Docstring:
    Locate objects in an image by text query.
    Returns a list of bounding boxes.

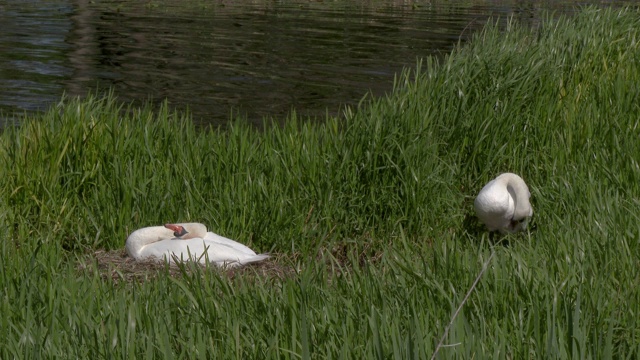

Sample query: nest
[78,249,298,284]
[78,240,383,285]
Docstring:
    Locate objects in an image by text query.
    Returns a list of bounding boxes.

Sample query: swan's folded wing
[204,232,259,256]
[137,238,206,263]
[137,236,269,267]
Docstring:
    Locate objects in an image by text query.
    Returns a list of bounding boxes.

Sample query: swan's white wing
[204,231,258,256]
[138,238,218,263]
[139,237,268,267]
[137,238,199,262]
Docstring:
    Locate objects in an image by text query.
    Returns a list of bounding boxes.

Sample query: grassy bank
[1,6,640,359]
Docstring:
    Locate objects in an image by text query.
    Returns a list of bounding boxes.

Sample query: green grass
[1,6,640,359]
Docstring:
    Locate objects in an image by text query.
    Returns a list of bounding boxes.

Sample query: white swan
[125,223,269,268]
[474,173,533,233]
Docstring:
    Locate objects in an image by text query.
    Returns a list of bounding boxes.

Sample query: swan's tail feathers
[240,253,270,266]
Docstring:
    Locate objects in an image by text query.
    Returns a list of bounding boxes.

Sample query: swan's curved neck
[125,226,174,257]
[125,223,208,257]
[501,174,531,220]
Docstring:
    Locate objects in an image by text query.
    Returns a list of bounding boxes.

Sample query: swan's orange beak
[164,224,188,238]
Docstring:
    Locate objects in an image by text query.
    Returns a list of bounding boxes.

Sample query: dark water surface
[0,0,626,127]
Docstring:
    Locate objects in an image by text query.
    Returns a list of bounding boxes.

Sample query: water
[0,0,626,127]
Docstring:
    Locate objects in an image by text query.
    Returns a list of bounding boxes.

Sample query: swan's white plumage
[474,173,533,233]
[125,223,269,268]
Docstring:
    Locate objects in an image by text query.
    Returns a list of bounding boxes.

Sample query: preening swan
[125,223,269,268]
[474,173,533,233]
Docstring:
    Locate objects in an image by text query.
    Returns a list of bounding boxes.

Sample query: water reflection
[0,0,630,127]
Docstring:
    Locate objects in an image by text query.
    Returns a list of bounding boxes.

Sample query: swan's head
[165,224,188,238]
[507,217,530,233]
[164,223,208,239]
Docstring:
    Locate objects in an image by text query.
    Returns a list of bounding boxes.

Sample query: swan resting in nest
[125,223,269,268]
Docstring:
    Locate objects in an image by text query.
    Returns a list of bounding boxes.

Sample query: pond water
[0,0,627,127]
